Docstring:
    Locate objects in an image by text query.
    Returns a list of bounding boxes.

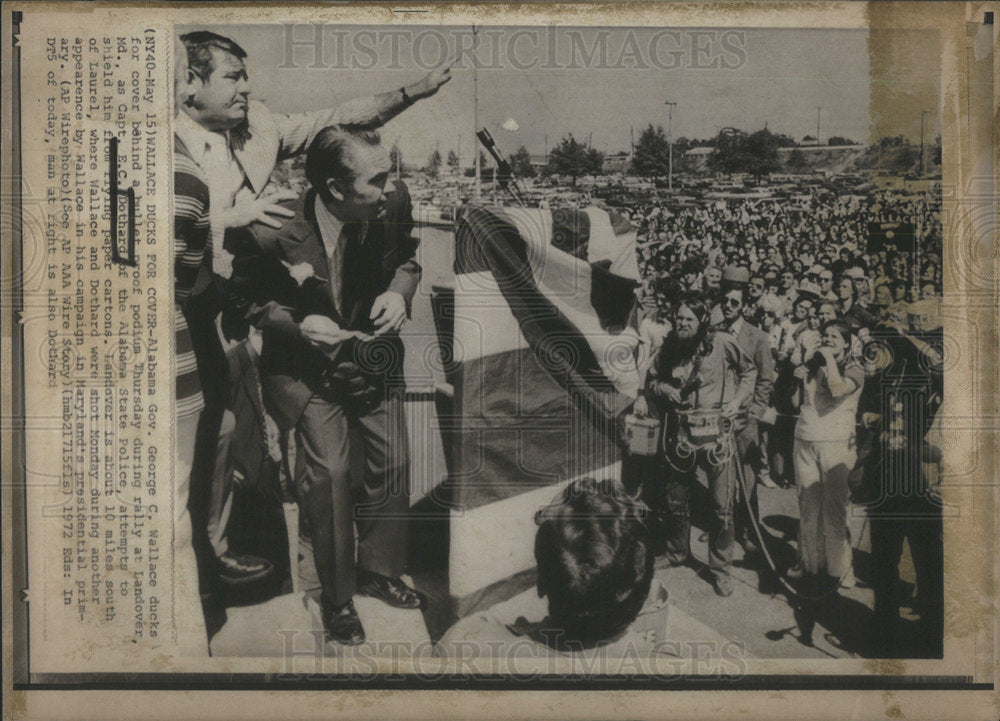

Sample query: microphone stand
[476,128,526,206]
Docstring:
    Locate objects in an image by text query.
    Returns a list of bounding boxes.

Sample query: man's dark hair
[305,125,383,199]
[534,478,653,648]
[180,31,247,82]
[674,292,711,327]
[721,282,748,305]
[652,273,681,311]
[835,274,858,301]
[849,258,870,275]
[793,293,815,312]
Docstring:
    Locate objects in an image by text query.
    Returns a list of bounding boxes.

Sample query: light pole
[664,100,677,191]
[919,109,930,176]
[472,25,481,201]
[816,106,822,145]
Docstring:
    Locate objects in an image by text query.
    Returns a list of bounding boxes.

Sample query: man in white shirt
[177,30,452,260]
[174,29,451,591]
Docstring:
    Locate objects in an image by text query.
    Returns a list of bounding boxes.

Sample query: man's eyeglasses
[724,297,742,308]
[819,274,833,282]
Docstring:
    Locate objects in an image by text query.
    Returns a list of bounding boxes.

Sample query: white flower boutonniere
[281,260,316,286]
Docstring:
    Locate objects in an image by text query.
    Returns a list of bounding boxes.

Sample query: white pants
[793,437,854,578]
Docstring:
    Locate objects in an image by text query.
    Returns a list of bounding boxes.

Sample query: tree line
[406,125,938,183]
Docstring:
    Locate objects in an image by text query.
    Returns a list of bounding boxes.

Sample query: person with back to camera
[435,478,665,658]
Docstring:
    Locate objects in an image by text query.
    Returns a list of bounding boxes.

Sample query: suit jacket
[731,319,776,420]
[227,182,421,430]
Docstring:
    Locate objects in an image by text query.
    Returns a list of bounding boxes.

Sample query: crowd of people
[625,187,945,656]
[171,28,945,660]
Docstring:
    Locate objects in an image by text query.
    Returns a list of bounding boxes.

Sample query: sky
[180,24,941,166]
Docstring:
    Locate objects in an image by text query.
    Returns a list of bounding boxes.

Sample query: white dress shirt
[174,110,245,277]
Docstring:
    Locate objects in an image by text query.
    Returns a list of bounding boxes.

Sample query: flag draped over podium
[446,204,642,610]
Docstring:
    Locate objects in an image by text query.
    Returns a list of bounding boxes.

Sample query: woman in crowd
[791,320,866,589]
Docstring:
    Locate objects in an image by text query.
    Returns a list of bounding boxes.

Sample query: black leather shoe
[322,600,366,646]
[357,571,426,610]
[217,553,273,585]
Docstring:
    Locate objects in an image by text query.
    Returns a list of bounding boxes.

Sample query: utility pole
[816,106,822,145]
[472,25,480,201]
[395,136,401,184]
[664,100,677,191]
[919,109,929,176]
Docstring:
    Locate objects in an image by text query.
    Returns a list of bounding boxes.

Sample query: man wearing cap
[845,262,874,308]
[841,266,877,331]
[715,267,778,555]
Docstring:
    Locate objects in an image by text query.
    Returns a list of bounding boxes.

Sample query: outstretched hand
[412,64,453,100]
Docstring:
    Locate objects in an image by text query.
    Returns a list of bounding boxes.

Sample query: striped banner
[446,204,641,608]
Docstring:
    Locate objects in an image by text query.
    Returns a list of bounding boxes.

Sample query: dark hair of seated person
[533,478,654,649]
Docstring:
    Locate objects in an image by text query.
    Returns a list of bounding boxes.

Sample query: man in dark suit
[226,125,423,645]
[715,266,777,558]
[223,328,290,587]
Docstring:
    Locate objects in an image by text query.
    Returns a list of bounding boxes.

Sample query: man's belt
[675,408,732,443]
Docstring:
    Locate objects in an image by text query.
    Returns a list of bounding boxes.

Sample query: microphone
[476,128,525,205]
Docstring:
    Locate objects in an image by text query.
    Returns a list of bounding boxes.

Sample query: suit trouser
[734,419,761,549]
[184,295,230,587]
[770,414,797,485]
[294,392,410,608]
[870,501,943,657]
[206,410,235,557]
[184,292,237,560]
[176,414,209,655]
[663,447,737,579]
[793,438,854,578]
